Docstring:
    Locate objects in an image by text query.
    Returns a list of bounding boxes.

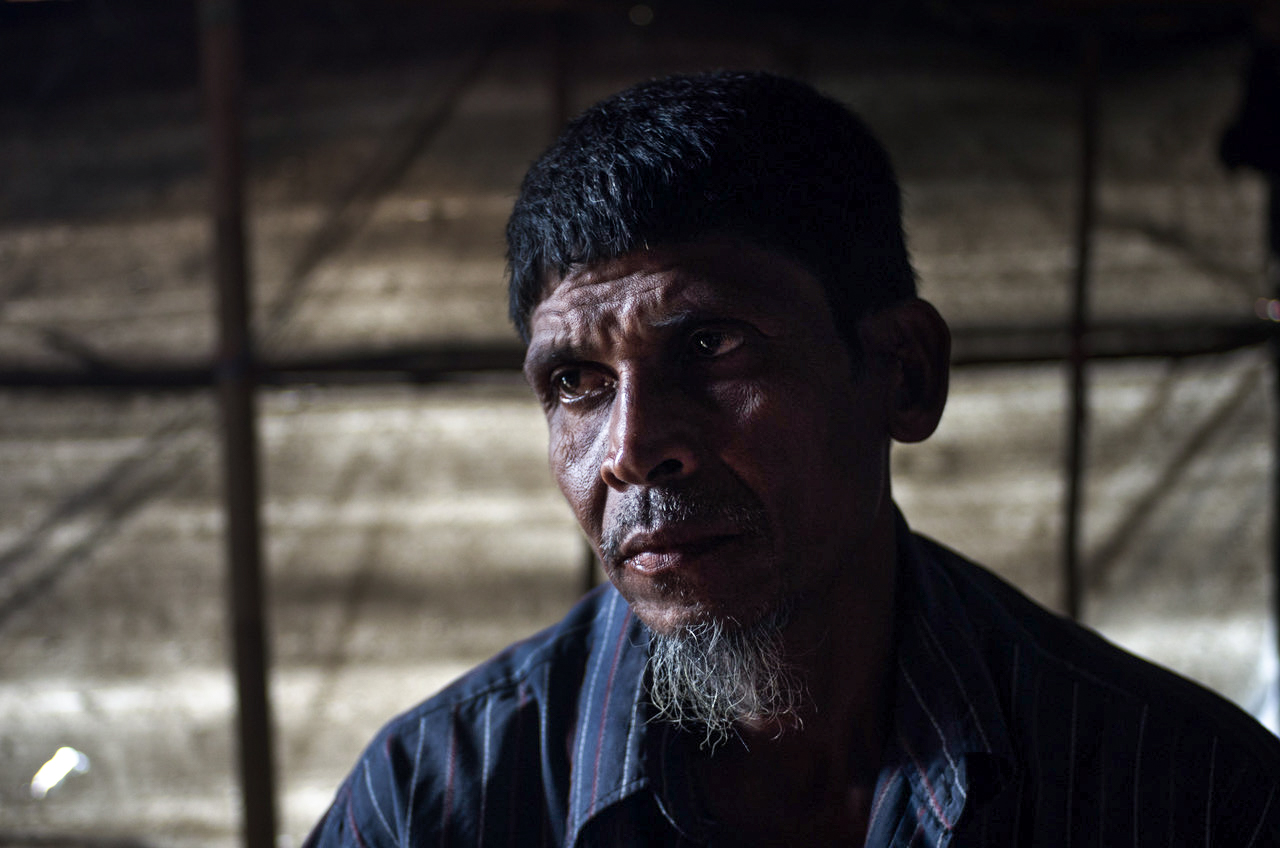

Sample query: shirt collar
[564,588,652,844]
[866,515,1016,843]
[562,587,719,846]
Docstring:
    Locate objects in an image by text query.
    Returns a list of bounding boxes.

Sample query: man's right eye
[551,367,611,402]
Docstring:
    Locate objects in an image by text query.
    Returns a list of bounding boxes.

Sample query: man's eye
[551,367,610,402]
[688,328,744,359]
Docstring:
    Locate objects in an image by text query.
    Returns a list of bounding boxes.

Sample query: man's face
[523,238,896,636]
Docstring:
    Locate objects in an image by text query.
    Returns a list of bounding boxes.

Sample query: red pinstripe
[440,704,459,848]
[587,609,632,816]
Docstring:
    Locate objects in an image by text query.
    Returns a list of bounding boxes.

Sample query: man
[305,71,1280,846]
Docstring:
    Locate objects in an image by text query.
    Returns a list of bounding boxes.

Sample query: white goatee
[646,603,806,750]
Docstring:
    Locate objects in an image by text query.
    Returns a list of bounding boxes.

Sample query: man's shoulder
[908,532,1280,843]
[303,584,638,848]
[914,533,1280,764]
[379,582,622,740]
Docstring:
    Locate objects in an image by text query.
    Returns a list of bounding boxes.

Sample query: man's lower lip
[623,537,737,574]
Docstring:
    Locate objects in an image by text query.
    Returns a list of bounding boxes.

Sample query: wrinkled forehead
[530,255,689,345]
[526,239,834,348]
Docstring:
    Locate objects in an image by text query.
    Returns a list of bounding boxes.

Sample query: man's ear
[861,299,951,444]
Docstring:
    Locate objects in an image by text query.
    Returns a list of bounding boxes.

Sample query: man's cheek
[549,428,607,533]
[712,379,767,422]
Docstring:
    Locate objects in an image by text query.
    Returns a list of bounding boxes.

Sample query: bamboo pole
[199,2,278,845]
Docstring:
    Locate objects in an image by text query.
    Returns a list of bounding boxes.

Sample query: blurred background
[1,0,1278,845]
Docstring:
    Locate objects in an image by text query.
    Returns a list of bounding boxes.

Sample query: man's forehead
[528,239,830,337]
[532,263,697,343]
[538,253,685,315]
[524,264,706,367]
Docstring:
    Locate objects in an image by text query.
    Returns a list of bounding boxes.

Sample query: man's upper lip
[618,523,740,558]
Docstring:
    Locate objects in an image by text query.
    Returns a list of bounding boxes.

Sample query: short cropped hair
[505,70,916,346]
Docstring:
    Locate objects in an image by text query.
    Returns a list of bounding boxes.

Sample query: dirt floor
[0,3,1276,846]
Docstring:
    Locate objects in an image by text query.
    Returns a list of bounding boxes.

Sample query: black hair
[505,70,915,346]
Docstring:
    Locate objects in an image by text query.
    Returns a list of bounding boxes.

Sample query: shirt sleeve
[302,752,411,848]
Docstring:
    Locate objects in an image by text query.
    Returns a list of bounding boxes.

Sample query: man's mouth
[616,525,744,573]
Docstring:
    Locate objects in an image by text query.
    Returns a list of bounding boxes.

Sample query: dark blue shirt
[304,523,1280,846]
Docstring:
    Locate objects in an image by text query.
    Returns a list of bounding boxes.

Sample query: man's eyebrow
[649,309,704,330]
[651,308,769,337]
[523,339,587,372]
[524,306,748,370]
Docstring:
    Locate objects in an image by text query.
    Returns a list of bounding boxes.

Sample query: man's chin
[629,596,774,639]
[644,599,805,748]
[610,561,782,634]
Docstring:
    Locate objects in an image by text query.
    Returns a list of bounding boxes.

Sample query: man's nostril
[646,458,685,482]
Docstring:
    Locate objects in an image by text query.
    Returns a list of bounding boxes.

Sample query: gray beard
[646,602,807,750]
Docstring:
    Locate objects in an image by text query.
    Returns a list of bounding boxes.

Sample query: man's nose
[599,375,701,490]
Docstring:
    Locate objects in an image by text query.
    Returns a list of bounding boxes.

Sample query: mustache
[598,481,769,565]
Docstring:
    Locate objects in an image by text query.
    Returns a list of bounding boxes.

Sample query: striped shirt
[303,521,1280,846]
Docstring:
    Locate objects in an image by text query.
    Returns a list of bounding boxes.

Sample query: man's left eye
[688,328,744,359]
